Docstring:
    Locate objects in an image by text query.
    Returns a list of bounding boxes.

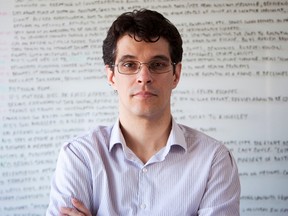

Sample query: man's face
[106,35,181,120]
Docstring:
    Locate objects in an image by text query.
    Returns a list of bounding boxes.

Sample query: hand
[59,198,92,216]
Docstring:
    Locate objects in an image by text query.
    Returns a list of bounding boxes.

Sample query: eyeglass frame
[111,60,177,75]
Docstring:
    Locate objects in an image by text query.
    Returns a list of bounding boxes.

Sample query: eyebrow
[118,55,136,62]
[118,55,171,63]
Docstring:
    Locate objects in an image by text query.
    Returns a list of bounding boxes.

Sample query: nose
[137,63,152,84]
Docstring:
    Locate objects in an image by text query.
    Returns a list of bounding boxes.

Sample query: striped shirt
[46,118,240,216]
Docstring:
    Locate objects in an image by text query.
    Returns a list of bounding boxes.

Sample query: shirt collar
[109,119,124,152]
[109,117,187,152]
[167,117,187,151]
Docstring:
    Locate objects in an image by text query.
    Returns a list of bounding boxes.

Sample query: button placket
[140,203,146,209]
[138,166,149,213]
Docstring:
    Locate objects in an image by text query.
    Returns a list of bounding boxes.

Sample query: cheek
[113,77,132,93]
[159,81,173,96]
[167,77,178,89]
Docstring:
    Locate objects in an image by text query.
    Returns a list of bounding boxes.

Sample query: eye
[149,61,169,70]
[122,61,138,69]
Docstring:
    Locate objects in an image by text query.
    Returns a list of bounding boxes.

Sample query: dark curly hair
[102,9,183,70]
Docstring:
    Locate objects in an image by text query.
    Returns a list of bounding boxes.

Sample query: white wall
[0,0,288,215]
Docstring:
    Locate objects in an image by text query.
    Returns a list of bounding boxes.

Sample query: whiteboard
[0,0,288,215]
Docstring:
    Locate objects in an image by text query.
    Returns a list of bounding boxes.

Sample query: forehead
[115,35,170,61]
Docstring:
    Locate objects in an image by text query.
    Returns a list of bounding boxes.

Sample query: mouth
[133,91,157,99]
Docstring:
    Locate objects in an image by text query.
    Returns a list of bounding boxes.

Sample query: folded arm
[60,198,92,216]
[46,143,94,215]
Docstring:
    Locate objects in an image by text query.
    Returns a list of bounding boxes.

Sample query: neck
[119,115,172,163]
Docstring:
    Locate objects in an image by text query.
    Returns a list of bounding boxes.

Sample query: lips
[133,90,157,98]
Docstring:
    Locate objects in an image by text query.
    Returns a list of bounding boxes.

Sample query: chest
[91,152,210,216]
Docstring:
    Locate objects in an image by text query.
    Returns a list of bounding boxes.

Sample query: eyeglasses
[113,60,176,75]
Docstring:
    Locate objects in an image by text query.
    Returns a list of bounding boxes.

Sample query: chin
[132,108,162,119]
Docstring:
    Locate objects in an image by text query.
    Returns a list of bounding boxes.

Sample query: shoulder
[177,123,229,156]
[65,125,112,147]
[176,123,238,177]
[177,123,220,144]
[60,125,113,162]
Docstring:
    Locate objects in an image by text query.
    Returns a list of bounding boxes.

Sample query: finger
[60,207,85,216]
[71,198,92,216]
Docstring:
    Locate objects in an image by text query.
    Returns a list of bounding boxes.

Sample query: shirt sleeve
[46,142,93,216]
[198,146,241,216]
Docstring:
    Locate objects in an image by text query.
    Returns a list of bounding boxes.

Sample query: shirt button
[142,168,148,173]
[140,203,146,209]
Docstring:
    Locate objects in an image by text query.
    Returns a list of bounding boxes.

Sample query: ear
[172,62,182,89]
[105,65,117,89]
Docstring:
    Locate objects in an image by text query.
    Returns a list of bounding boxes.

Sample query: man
[46,9,240,216]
